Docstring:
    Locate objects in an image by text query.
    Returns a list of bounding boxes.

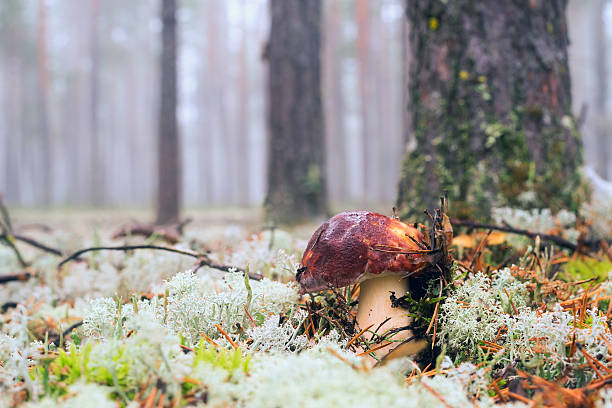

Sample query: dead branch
[58,244,262,280]
[112,218,192,244]
[0,195,29,266]
[0,233,64,256]
[0,235,29,267]
[451,218,581,251]
[0,194,63,260]
[1,302,18,313]
[0,271,32,284]
[0,192,13,232]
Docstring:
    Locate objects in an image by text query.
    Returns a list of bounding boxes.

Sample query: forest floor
[1,198,612,407]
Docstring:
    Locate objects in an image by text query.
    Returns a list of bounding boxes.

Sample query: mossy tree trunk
[265,0,328,224]
[397,0,584,220]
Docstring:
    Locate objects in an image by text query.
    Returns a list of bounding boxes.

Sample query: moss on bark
[397,0,585,220]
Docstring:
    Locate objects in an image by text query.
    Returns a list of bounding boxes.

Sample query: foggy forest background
[0,0,610,210]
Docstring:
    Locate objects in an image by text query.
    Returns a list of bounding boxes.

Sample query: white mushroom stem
[356,273,413,357]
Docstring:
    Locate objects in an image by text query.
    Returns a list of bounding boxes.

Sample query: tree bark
[397,0,585,219]
[265,0,328,224]
[156,0,181,225]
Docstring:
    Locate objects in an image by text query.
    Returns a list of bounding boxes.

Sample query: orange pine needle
[579,290,589,323]
[179,344,193,353]
[420,381,453,408]
[345,324,374,349]
[182,377,202,385]
[356,341,393,357]
[431,315,438,350]
[493,325,507,343]
[569,333,577,358]
[243,305,256,326]
[599,334,612,356]
[479,345,502,353]
[426,301,440,335]
[489,378,507,402]
[481,340,503,350]
[352,283,361,299]
[327,347,368,371]
[580,348,603,379]
[581,347,612,375]
[201,334,219,348]
[132,375,153,403]
[143,386,158,408]
[215,324,239,349]
[303,319,312,340]
[504,288,519,315]
[156,393,166,408]
[506,391,532,404]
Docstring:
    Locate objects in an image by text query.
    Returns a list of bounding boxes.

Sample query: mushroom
[296,210,452,357]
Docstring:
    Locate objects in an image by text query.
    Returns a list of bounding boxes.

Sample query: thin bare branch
[58,244,262,280]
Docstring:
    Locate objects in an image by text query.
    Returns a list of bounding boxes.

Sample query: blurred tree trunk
[594,0,609,180]
[1,2,24,203]
[156,0,181,224]
[356,0,374,202]
[323,0,346,203]
[37,0,52,205]
[265,0,328,223]
[89,0,103,204]
[397,0,585,219]
[236,1,250,206]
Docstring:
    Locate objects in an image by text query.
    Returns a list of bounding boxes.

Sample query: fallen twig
[0,271,32,284]
[451,218,581,251]
[1,302,18,313]
[0,234,29,267]
[0,192,13,231]
[112,218,192,244]
[0,233,64,256]
[58,244,262,280]
[0,195,28,267]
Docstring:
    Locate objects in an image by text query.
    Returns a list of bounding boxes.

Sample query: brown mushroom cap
[296,211,438,293]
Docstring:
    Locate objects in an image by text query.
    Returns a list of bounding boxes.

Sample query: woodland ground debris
[0,195,612,407]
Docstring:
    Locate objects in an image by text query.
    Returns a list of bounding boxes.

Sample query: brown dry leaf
[452,234,476,248]
[452,231,506,248]
[487,231,507,245]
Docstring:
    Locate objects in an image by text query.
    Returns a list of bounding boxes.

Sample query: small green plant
[34,342,133,398]
[560,258,612,282]
[193,340,250,378]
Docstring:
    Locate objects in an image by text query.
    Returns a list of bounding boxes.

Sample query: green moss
[398,96,585,220]
[559,258,612,282]
[34,343,132,399]
[193,340,251,378]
